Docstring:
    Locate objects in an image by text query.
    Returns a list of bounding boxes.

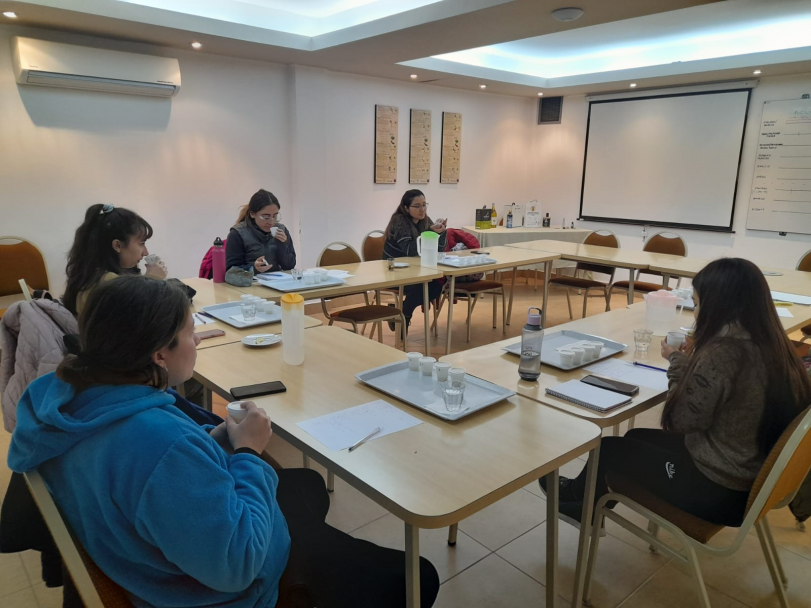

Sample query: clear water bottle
[518,307,543,381]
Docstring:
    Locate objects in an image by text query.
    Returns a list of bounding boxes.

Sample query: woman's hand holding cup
[225,401,272,453]
[660,339,681,360]
[273,227,288,243]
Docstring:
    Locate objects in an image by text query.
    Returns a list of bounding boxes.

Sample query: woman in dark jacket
[383,189,447,324]
[226,189,296,273]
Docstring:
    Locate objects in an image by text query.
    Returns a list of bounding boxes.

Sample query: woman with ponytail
[8,275,439,608]
[226,189,296,273]
[62,204,165,315]
[542,258,811,528]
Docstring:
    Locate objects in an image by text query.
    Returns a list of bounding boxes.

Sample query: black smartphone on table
[230,381,287,400]
[580,375,639,396]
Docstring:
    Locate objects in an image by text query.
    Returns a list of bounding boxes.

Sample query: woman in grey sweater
[544,258,811,527]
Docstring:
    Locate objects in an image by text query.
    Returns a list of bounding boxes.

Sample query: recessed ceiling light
[479,84,487,89]
[3,11,17,18]
[629,83,637,88]
[538,92,544,96]
[753,69,762,75]
[190,41,203,49]
[551,7,584,22]
[410,74,418,79]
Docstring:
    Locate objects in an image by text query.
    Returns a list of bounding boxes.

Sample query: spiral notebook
[545,380,632,412]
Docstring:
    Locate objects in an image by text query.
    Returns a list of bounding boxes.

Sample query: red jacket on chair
[198,239,227,279]
[445,228,480,252]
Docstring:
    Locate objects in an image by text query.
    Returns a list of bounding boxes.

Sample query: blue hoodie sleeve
[134,432,289,593]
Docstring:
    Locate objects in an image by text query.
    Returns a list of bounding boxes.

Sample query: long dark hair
[234,189,280,226]
[385,189,432,238]
[662,258,811,453]
[62,204,153,315]
[58,275,190,392]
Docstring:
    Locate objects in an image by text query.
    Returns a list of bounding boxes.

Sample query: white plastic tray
[356,361,515,421]
[200,302,281,329]
[257,276,346,292]
[503,330,627,371]
[439,257,497,269]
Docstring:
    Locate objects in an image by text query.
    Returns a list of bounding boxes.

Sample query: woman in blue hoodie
[8,275,439,608]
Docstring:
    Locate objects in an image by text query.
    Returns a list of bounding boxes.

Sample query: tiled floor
[2,281,810,607]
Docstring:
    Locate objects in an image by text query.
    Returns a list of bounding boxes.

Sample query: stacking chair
[316,242,408,350]
[25,470,135,608]
[433,276,506,343]
[580,406,811,608]
[25,470,316,608]
[548,230,619,319]
[795,250,811,341]
[0,237,49,319]
[361,230,385,262]
[609,231,686,302]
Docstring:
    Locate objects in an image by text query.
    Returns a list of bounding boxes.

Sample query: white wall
[1,25,292,294]
[291,66,536,267]
[0,25,538,289]
[532,74,811,269]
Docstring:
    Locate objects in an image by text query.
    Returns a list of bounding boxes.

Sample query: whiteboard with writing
[747,98,811,234]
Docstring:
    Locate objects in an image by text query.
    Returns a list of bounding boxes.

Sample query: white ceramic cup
[589,341,605,358]
[315,268,329,282]
[263,301,277,314]
[449,367,466,386]
[569,347,585,365]
[434,362,451,382]
[270,226,278,237]
[419,356,437,376]
[227,401,248,423]
[559,349,575,367]
[667,331,686,348]
[303,271,315,285]
[407,352,423,371]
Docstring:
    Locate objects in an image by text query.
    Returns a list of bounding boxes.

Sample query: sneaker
[557,500,607,537]
[538,475,581,503]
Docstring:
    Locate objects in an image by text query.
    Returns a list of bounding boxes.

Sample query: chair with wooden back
[0,237,50,319]
[795,250,811,341]
[317,242,407,349]
[609,231,686,302]
[24,470,135,608]
[580,405,811,608]
[548,230,620,319]
[361,230,385,262]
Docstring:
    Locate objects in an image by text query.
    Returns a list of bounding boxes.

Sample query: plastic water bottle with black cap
[518,307,544,381]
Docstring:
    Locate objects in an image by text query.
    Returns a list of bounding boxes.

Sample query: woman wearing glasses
[383,189,447,329]
[226,189,296,273]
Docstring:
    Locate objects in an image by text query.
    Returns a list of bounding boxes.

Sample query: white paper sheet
[771,291,811,306]
[296,400,422,451]
[776,307,794,318]
[585,359,669,392]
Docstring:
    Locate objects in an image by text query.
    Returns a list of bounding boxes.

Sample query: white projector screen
[580,90,750,232]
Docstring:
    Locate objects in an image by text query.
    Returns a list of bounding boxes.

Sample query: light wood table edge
[193,370,599,528]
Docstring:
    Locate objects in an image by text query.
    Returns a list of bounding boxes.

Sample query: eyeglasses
[256,213,281,221]
[409,204,429,210]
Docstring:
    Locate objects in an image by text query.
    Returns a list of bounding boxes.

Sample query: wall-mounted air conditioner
[11,37,181,98]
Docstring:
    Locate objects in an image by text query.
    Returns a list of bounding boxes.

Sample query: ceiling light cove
[3,11,17,18]
[417,3,811,82]
[117,0,445,37]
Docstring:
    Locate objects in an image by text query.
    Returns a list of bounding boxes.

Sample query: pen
[633,361,668,373]
[774,302,793,307]
[348,427,381,452]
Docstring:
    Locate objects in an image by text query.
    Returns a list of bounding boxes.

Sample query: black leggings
[275,469,440,608]
[571,429,750,527]
[401,280,444,319]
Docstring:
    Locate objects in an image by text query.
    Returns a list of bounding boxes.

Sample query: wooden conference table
[402,245,560,355]
[226,261,444,355]
[192,326,601,608]
[183,277,321,350]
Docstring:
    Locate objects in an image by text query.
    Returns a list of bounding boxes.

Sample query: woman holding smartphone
[226,189,296,273]
[383,189,447,329]
[542,258,811,528]
[9,276,439,608]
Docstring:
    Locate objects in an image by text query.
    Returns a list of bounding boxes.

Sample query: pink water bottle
[212,237,226,283]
